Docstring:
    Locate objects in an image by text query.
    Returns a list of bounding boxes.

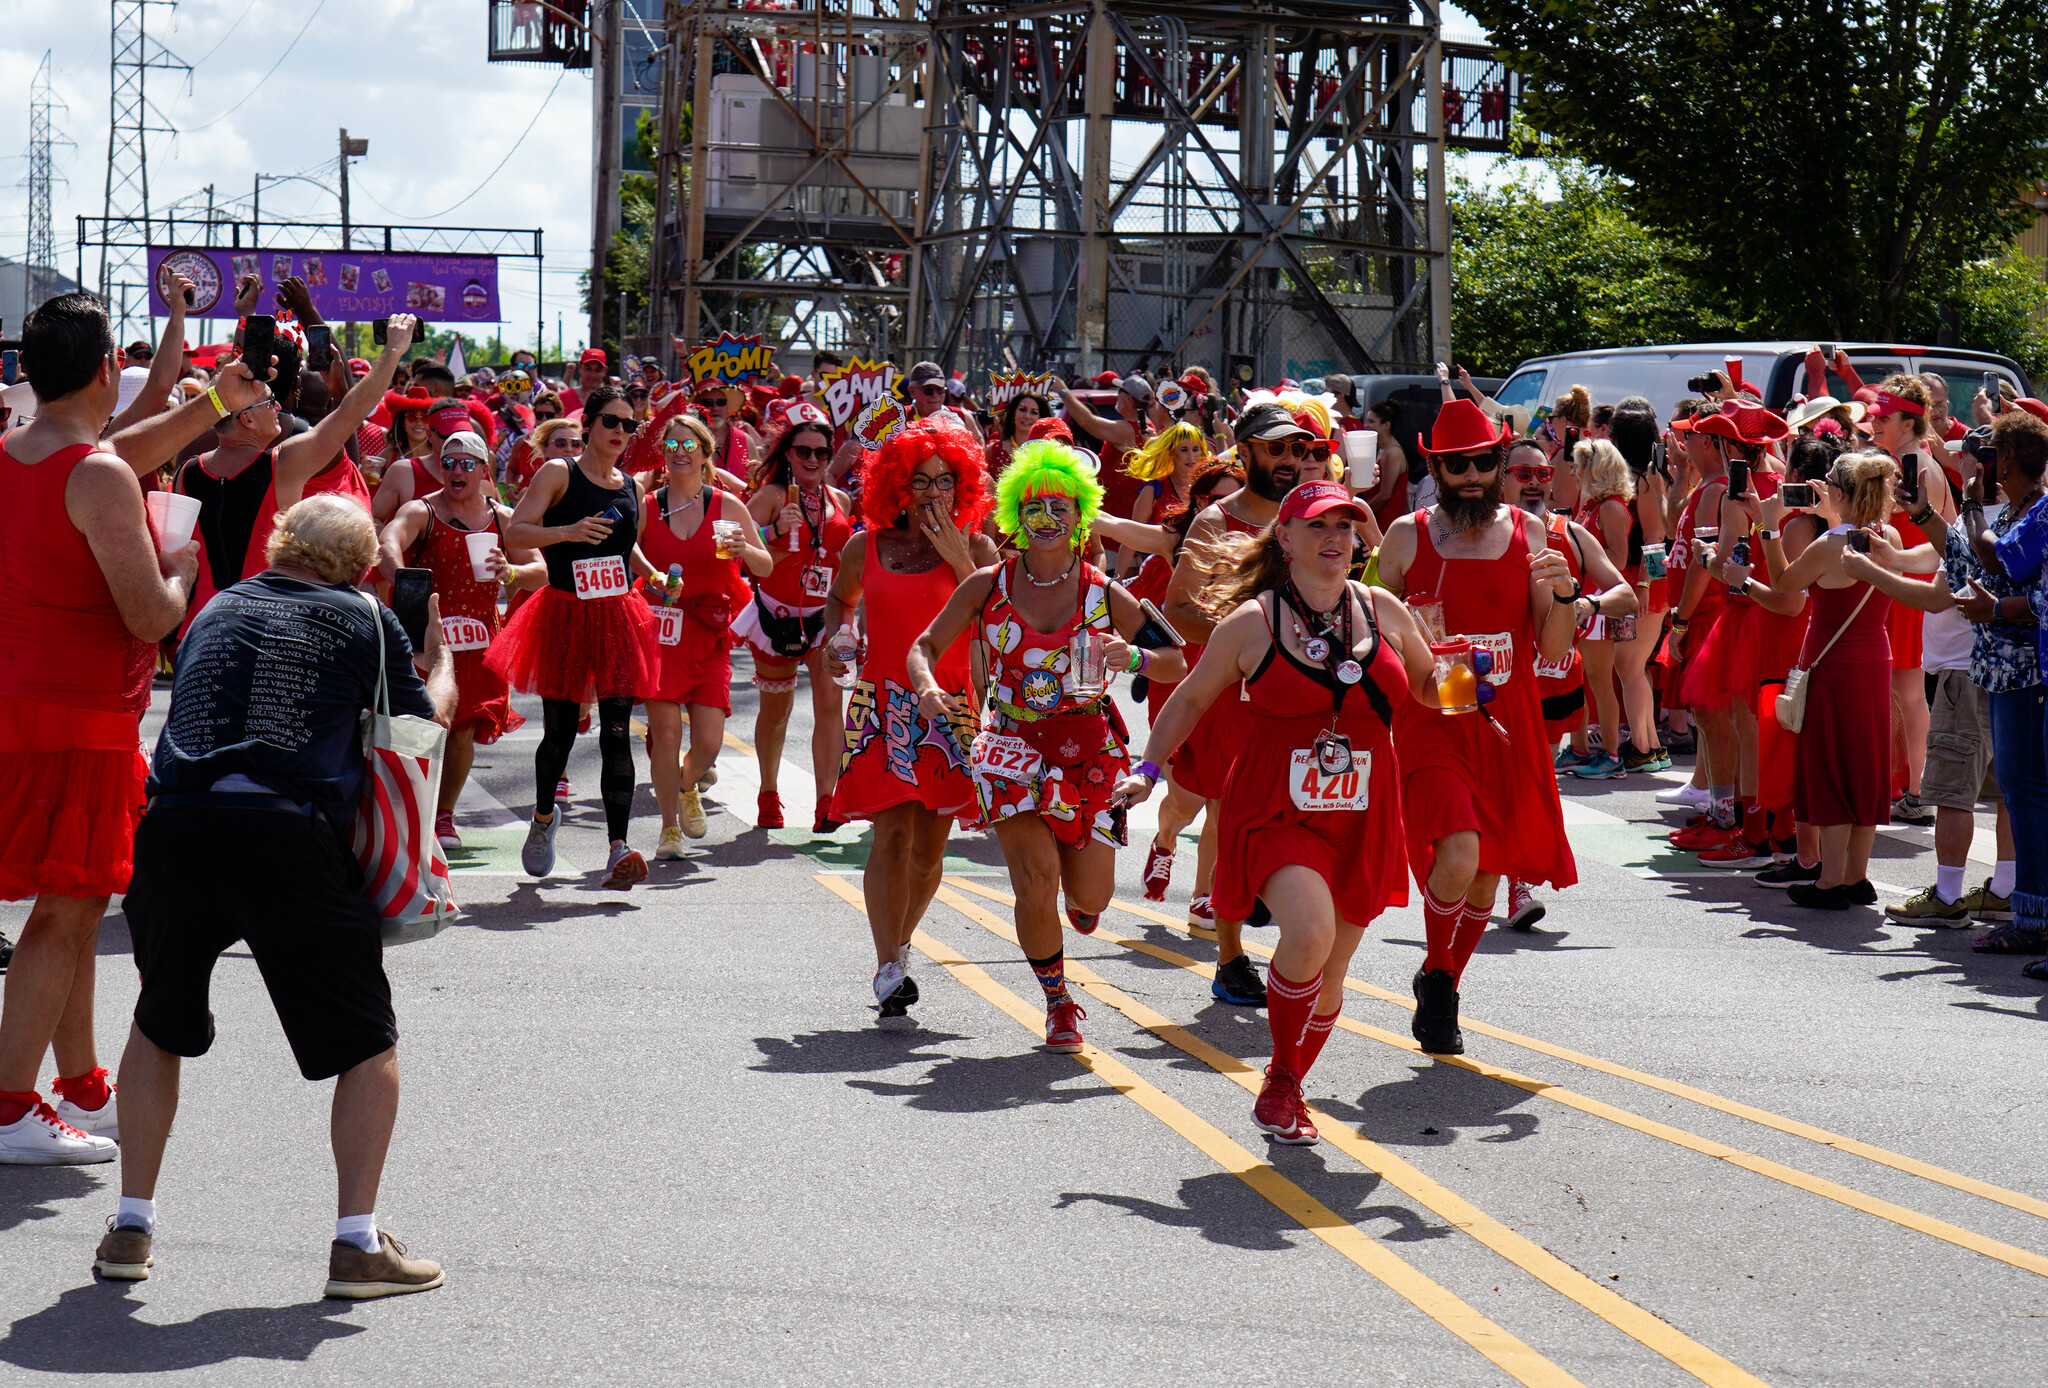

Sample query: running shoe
[556,778,570,804]
[1252,1067,1317,1145]
[601,842,647,891]
[1670,820,1737,852]
[874,961,916,1030]
[1044,1001,1087,1053]
[1656,781,1711,810]
[813,792,846,834]
[2024,958,2048,982]
[1066,907,1100,936]
[1963,880,2014,923]
[1187,895,1215,926]
[1570,752,1627,780]
[50,1071,117,1141]
[679,788,709,840]
[1696,837,1774,869]
[0,931,12,973]
[0,1100,116,1165]
[655,825,686,860]
[696,765,719,792]
[1506,881,1545,931]
[1890,793,1936,826]
[93,1218,153,1281]
[1554,746,1595,774]
[1663,729,1697,756]
[1410,968,1463,1056]
[1755,858,1821,889]
[1787,881,1852,911]
[1621,743,1664,774]
[520,811,560,878]
[757,791,785,830]
[1211,954,1267,1007]
[1885,884,1972,927]
[434,812,461,850]
[1141,841,1175,901]
[1650,748,1675,772]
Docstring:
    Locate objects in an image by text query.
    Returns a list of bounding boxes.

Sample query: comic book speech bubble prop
[851,395,909,450]
[687,332,776,388]
[815,357,898,430]
[988,370,1054,409]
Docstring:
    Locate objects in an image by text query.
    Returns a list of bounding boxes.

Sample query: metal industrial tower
[101,0,189,338]
[25,51,63,310]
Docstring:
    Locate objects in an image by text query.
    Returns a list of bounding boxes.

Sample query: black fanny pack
[751,583,824,658]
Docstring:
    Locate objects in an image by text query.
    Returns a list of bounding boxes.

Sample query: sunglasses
[787,444,831,461]
[914,384,946,398]
[697,396,728,408]
[593,413,636,430]
[535,409,559,420]
[907,473,957,492]
[662,436,703,454]
[1507,463,1554,483]
[1306,442,1332,462]
[547,435,583,449]
[1253,437,1315,459]
[441,458,487,473]
[1440,454,1501,476]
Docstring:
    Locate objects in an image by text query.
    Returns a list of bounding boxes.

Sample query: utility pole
[1076,0,1115,380]
[590,0,624,357]
[103,1,188,341]
[339,128,368,355]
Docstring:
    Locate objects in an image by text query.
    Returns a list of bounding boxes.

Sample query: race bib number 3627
[571,554,630,600]
[971,733,1041,785]
[1289,747,1370,811]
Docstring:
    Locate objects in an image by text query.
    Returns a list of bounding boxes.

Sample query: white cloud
[0,0,595,352]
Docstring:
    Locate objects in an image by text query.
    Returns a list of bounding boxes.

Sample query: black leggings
[536,696,636,843]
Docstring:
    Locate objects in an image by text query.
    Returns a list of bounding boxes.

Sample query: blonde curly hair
[265,494,377,584]
[1571,438,1635,505]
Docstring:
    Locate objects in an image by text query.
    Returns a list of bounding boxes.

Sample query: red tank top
[404,503,508,636]
[0,440,155,716]
[865,543,971,690]
[1404,508,1541,695]
[1668,482,1726,613]
[760,485,854,605]
[1243,590,1404,751]
[980,558,1115,719]
[636,486,747,622]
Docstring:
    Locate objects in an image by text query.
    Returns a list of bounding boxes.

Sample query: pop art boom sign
[814,358,898,429]
[688,333,776,387]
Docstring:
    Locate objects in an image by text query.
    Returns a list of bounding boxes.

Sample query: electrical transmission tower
[102,0,188,338]
[25,51,66,309]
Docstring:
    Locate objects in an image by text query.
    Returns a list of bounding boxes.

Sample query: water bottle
[663,563,683,606]
[1725,537,1750,598]
[828,622,860,689]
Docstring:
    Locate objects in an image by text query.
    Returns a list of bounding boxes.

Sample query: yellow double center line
[811,874,1594,1388]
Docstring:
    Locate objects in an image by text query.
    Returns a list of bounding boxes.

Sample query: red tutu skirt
[451,648,524,743]
[0,698,147,900]
[835,674,977,822]
[486,586,658,702]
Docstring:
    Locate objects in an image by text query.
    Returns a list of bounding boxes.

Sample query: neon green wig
[996,439,1105,549]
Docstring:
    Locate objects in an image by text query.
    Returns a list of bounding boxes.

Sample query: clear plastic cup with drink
[1067,628,1108,698]
[464,530,501,581]
[1410,597,1477,715]
[1340,430,1379,490]
[712,519,743,558]
[146,490,202,553]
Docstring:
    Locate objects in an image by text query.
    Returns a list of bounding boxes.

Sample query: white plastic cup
[464,530,501,581]
[147,490,202,553]
[1341,430,1378,490]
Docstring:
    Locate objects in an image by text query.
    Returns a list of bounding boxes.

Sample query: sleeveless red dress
[969,559,1129,849]
[0,441,154,898]
[835,542,977,822]
[1672,480,1735,711]
[635,487,749,711]
[1170,505,1264,799]
[1212,590,1409,925]
[1396,510,1578,889]
[1794,580,1894,826]
[1533,512,1587,741]
[403,503,522,742]
[734,485,854,660]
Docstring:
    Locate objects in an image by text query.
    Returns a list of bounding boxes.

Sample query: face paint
[1018,496,1074,543]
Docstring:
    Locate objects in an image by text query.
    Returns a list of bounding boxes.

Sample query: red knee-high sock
[1450,900,1491,982]
[1299,1010,1340,1079]
[1265,967,1322,1077]
[1422,886,1463,974]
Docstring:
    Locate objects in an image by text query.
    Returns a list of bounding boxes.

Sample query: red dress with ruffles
[835,542,977,822]
[1396,510,1578,890]
[0,441,154,898]
[403,503,523,742]
[635,486,748,711]
[1212,591,1409,925]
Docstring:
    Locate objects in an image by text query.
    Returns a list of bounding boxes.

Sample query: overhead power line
[350,68,567,222]
[182,0,327,132]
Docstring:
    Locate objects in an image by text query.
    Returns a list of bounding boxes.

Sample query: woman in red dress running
[1116,482,1436,1145]
[825,423,1000,1025]
[631,407,773,859]
[740,409,856,831]
[908,441,1186,1054]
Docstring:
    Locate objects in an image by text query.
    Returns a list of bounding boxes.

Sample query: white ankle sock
[115,1195,155,1234]
[336,1213,380,1253]
[1935,864,1966,904]
[1992,860,2016,898]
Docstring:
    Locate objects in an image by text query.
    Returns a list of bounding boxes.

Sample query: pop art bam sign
[687,332,776,387]
[814,358,897,429]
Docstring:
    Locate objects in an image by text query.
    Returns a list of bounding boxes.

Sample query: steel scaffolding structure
[25,51,63,311]
[101,0,189,339]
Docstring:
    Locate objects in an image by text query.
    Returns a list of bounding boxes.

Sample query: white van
[1491,342,2033,424]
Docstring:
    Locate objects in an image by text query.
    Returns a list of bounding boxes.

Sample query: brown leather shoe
[93,1219,153,1281]
[323,1232,444,1300]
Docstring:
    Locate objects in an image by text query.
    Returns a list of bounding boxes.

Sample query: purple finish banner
[145,246,502,323]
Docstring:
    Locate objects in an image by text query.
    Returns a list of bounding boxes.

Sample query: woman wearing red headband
[824,423,999,1026]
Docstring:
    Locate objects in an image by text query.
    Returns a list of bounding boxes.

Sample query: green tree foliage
[1463,0,2048,340]
[1951,252,2048,378]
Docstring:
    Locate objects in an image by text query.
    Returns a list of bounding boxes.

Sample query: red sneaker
[1252,1066,1316,1144]
[1066,907,1099,935]
[434,812,461,850]
[757,791,785,829]
[1188,894,1215,926]
[1670,819,1734,851]
[1141,841,1175,901]
[1045,1001,1087,1053]
[813,791,846,834]
[1697,835,1773,868]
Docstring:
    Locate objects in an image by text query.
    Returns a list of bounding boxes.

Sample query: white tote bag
[354,593,459,945]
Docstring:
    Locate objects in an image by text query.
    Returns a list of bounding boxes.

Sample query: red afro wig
[860,421,992,532]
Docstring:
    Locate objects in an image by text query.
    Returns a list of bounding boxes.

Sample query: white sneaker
[0,1101,117,1165]
[873,960,907,1004]
[1656,782,1711,809]
[54,1089,118,1142]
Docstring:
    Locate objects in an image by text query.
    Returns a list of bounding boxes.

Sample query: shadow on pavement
[1056,1164,1450,1251]
[750,1027,973,1076]
[1326,1062,1542,1147]
[0,1166,106,1235]
[846,1051,1118,1113]
[456,883,639,932]
[0,1287,362,1374]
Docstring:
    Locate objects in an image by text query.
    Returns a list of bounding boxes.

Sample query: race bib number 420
[653,607,686,647]
[971,733,1042,785]
[571,554,630,600]
[440,615,492,652]
[1289,747,1370,811]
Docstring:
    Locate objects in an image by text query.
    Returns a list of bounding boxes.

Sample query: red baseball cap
[1276,480,1370,526]
[347,357,371,376]
[579,347,608,365]
[1027,417,1074,444]
[426,399,474,438]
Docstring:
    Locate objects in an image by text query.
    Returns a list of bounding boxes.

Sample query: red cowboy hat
[1689,400,1789,446]
[2016,398,2048,427]
[1421,399,1513,455]
[383,386,434,415]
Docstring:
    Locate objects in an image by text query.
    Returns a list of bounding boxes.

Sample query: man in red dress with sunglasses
[1377,401,1630,1054]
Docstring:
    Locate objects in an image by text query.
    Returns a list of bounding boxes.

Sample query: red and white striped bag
[355,593,458,944]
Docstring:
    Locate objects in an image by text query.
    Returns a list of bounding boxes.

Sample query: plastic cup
[712,519,742,558]
[1340,430,1378,489]
[1431,640,1479,715]
[1068,629,1108,698]
[464,530,501,581]
[146,490,202,553]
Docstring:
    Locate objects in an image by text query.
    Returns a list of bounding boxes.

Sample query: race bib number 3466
[1289,747,1370,811]
[571,554,630,600]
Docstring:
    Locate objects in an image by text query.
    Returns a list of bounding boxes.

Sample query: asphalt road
[3,659,2045,1388]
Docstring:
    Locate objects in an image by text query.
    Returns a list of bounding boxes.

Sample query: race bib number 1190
[571,554,630,600]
